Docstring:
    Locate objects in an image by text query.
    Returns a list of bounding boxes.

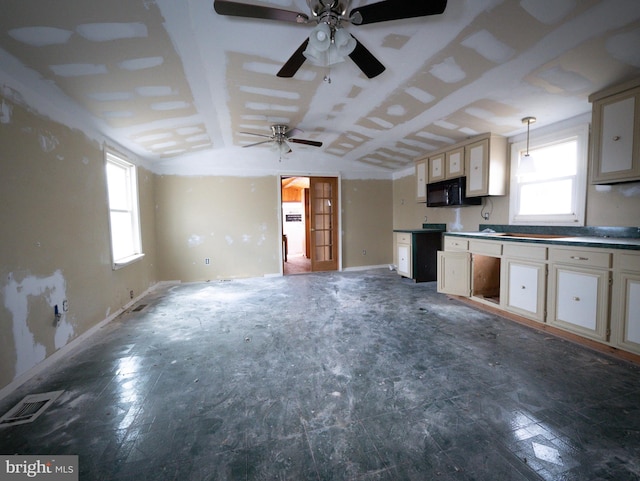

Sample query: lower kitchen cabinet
[396,233,412,278]
[547,247,611,342]
[503,259,546,322]
[612,252,640,354]
[437,251,470,295]
[548,265,610,341]
[396,231,443,282]
[502,243,548,322]
[438,234,640,357]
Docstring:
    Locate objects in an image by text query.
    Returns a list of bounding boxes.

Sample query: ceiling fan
[214,0,448,79]
[241,124,323,155]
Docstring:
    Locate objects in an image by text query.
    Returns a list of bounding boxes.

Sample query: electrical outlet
[483,212,490,220]
[205,258,210,265]
[129,290,134,299]
[362,250,366,256]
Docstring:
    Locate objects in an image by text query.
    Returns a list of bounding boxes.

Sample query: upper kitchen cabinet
[428,152,446,183]
[445,147,465,179]
[589,78,640,184]
[465,134,508,197]
[415,157,427,202]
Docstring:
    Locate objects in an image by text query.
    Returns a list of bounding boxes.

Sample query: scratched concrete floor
[1,268,639,480]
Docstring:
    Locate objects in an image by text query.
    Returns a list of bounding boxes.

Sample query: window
[105,150,143,268]
[509,124,588,226]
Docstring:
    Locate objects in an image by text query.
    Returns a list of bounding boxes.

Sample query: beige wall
[393,160,640,232]
[155,175,282,280]
[154,176,395,281]
[342,179,393,268]
[0,94,158,392]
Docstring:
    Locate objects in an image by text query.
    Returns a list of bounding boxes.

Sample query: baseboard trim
[0,283,162,403]
[343,264,390,272]
[452,295,640,366]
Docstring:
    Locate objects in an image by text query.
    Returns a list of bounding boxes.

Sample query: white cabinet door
[590,84,640,184]
[548,265,609,341]
[465,139,488,196]
[504,260,546,322]
[445,147,464,179]
[415,160,427,202]
[429,153,445,182]
[622,274,640,343]
[612,253,640,354]
[397,243,411,278]
[437,251,471,296]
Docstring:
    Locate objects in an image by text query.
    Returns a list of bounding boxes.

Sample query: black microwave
[426,177,482,207]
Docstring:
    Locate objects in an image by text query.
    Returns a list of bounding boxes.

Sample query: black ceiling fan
[214,0,447,79]
[241,125,322,154]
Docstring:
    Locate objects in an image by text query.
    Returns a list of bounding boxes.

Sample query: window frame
[105,149,144,269]
[509,123,589,226]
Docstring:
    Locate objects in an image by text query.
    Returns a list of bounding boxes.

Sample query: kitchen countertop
[445,230,640,251]
[393,223,447,234]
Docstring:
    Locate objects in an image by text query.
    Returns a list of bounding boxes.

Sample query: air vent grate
[0,391,64,427]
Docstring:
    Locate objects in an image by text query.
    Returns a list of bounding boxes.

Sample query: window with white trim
[509,124,588,226]
[105,150,143,267]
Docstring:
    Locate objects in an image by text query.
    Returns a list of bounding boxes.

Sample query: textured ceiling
[1,0,640,175]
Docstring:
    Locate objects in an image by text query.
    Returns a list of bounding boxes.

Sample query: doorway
[281,176,339,275]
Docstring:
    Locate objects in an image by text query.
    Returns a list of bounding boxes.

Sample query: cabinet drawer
[503,243,547,261]
[469,239,502,256]
[614,252,640,272]
[444,237,468,251]
[396,233,412,245]
[550,248,611,269]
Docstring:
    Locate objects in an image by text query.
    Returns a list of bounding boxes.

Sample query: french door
[309,177,338,272]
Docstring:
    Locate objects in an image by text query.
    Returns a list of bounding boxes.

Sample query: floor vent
[0,390,64,427]
[132,304,147,312]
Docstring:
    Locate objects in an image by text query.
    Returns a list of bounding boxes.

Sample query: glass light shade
[517,152,536,176]
[308,23,331,51]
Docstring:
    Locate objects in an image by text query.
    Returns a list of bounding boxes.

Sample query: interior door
[309,177,338,272]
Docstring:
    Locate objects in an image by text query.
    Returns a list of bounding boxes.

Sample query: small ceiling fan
[214,0,447,79]
[241,125,323,156]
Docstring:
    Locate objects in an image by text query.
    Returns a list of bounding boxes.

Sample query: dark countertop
[393,223,446,234]
[445,224,640,251]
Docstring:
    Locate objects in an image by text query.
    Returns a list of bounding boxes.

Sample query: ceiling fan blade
[348,36,385,79]
[214,0,309,23]
[349,0,447,25]
[239,131,272,138]
[243,139,273,148]
[277,38,309,78]
[289,138,323,148]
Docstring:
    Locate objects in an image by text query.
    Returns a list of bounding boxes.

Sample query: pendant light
[518,116,536,176]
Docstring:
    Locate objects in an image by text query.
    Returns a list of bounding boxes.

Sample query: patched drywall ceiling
[1,0,639,176]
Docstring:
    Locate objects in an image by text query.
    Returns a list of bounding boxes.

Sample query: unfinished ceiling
[1,0,639,176]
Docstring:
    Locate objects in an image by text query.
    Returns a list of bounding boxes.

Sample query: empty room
[1,0,640,480]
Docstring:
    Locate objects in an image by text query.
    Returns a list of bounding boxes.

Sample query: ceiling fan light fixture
[303,24,355,67]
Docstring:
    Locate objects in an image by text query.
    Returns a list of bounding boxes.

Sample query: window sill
[112,253,145,270]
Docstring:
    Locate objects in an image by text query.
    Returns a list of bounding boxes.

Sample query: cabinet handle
[613,135,620,141]
[570,256,588,261]
[573,296,580,302]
